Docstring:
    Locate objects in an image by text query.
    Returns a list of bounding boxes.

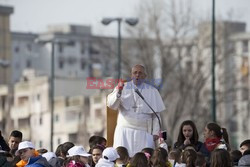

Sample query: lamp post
[211,0,216,122]
[35,38,71,151]
[101,18,138,79]
[0,59,10,134]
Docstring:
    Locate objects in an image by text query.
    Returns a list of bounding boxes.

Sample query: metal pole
[211,0,216,122]
[50,42,55,151]
[117,19,122,80]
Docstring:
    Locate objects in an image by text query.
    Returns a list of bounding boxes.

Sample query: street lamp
[211,0,216,122]
[36,38,71,151]
[101,17,139,79]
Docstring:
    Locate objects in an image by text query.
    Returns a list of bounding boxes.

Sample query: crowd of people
[0,120,250,167]
[0,65,250,167]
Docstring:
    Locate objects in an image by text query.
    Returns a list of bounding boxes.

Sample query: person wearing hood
[15,141,50,167]
[238,149,250,167]
[95,147,120,167]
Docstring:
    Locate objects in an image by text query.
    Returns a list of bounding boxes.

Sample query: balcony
[11,105,30,119]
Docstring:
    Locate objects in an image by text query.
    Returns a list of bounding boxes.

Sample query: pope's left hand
[153,135,159,141]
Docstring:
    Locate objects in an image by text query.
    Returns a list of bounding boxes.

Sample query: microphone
[134,88,162,131]
[134,88,144,100]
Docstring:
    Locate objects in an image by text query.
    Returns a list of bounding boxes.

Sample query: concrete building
[0,5,13,85]
[10,69,108,150]
[229,32,250,145]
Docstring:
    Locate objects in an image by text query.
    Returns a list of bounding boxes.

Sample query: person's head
[230,150,242,166]
[67,146,91,165]
[240,139,250,155]
[151,147,168,167]
[91,145,104,164]
[37,148,48,154]
[177,120,199,145]
[195,152,206,167]
[8,130,22,151]
[116,146,130,165]
[55,144,63,157]
[180,149,197,167]
[141,147,154,162]
[130,152,149,167]
[131,64,147,86]
[102,147,120,162]
[15,141,35,161]
[88,136,107,150]
[210,149,232,167]
[168,149,182,164]
[204,123,222,139]
[61,142,75,158]
[205,123,229,145]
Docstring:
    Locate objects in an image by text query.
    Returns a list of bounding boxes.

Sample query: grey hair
[132,64,147,75]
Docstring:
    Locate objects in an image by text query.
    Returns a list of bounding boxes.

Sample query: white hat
[102,147,120,162]
[67,146,91,157]
[42,152,56,161]
[15,141,35,156]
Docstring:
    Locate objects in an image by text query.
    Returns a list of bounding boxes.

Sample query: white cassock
[107,81,166,156]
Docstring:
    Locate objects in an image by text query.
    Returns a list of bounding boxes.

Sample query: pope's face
[131,65,146,85]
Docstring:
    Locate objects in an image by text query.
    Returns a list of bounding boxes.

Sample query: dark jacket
[26,156,51,167]
[0,156,12,167]
[0,135,10,152]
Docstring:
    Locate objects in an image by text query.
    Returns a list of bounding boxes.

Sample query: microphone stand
[135,89,162,132]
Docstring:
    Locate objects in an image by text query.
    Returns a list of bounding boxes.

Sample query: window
[81,60,86,70]
[55,114,59,122]
[57,138,61,145]
[27,44,32,51]
[26,59,31,68]
[69,133,77,144]
[243,40,249,53]
[59,60,64,69]
[58,43,64,53]
[15,46,19,53]
[94,97,102,104]
[1,96,6,110]
[95,109,102,118]
[39,116,43,125]
[81,42,85,54]
[37,94,40,101]
[39,141,43,148]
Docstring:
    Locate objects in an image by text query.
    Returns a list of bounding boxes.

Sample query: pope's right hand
[117,80,124,94]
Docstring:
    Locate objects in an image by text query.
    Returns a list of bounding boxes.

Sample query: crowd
[0,65,249,167]
[0,120,249,167]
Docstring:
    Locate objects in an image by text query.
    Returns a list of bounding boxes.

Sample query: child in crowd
[151,147,171,167]
[90,145,104,167]
[95,147,119,167]
[210,149,232,167]
[64,146,91,167]
[115,146,130,167]
[129,152,149,167]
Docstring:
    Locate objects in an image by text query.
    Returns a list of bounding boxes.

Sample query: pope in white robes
[107,64,166,156]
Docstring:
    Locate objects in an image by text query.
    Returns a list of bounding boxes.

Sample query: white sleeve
[107,88,121,110]
[152,113,161,135]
